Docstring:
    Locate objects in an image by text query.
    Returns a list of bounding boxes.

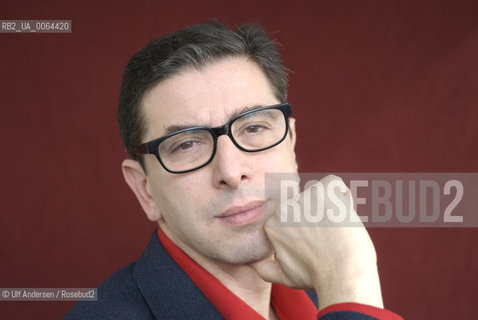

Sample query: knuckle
[321,174,342,185]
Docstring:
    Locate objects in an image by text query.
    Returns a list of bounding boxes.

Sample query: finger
[249,260,287,285]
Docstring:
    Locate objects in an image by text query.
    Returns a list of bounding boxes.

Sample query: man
[65,21,402,319]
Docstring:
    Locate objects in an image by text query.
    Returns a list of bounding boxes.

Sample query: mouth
[215,200,266,226]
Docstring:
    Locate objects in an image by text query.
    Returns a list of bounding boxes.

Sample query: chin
[225,233,274,265]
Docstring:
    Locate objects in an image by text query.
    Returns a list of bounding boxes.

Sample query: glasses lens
[158,129,214,172]
[231,108,287,151]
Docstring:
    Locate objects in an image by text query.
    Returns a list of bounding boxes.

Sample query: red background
[1,0,477,319]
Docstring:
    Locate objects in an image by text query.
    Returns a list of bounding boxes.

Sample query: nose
[210,135,251,189]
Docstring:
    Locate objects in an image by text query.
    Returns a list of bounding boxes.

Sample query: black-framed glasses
[135,103,292,174]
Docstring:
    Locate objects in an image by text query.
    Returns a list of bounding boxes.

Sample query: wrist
[314,266,384,310]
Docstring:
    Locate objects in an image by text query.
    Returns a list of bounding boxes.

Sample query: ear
[288,117,297,150]
[288,117,298,171]
[121,159,162,222]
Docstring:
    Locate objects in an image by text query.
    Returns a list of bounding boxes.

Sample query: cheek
[279,139,298,168]
[257,143,297,172]
[152,175,208,219]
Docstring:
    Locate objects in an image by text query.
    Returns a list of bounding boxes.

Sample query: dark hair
[117,21,288,167]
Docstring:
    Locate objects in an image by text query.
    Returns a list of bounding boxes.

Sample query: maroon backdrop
[1,0,477,319]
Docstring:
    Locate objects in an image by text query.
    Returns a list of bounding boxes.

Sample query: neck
[160,224,274,319]
[200,258,274,319]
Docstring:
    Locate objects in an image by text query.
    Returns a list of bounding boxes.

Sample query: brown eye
[245,125,262,133]
[172,141,197,153]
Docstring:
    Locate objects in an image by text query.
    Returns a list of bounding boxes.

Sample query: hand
[250,175,384,310]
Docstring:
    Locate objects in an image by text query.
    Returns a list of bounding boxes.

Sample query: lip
[216,200,265,226]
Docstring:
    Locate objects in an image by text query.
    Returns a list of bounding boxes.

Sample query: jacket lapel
[133,231,224,320]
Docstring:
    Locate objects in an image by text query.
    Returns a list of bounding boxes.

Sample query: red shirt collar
[157,227,318,320]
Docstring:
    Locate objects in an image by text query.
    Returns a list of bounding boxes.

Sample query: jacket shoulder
[63,263,154,320]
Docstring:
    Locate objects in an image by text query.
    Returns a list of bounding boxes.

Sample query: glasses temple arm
[135,143,149,155]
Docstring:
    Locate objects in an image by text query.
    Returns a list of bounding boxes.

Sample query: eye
[179,141,194,149]
[172,140,198,152]
[245,125,263,133]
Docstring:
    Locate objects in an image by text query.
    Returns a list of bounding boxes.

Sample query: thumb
[249,260,289,285]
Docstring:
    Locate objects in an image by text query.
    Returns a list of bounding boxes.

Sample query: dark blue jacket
[64,231,378,320]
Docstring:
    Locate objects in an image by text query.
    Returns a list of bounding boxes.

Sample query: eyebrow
[163,104,265,135]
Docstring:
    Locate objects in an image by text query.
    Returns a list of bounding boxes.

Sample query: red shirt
[157,228,402,320]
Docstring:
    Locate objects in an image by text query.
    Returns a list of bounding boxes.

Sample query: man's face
[140,57,297,265]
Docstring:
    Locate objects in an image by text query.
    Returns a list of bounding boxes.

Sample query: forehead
[140,57,279,140]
